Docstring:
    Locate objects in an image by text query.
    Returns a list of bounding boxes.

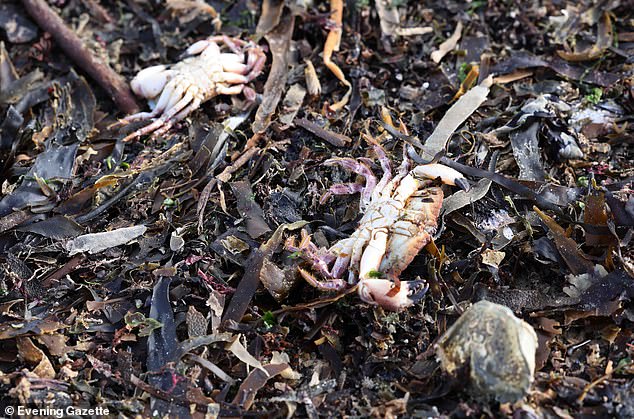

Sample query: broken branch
[21,0,139,114]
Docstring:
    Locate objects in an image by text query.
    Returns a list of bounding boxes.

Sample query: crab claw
[411,163,466,187]
[357,278,428,311]
[129,65,170,99]
[454,177,470,191]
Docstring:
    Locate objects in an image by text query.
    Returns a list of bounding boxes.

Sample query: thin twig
[21,0,139,114]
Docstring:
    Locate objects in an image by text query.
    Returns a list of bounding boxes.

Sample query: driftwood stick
[21,0,139,114]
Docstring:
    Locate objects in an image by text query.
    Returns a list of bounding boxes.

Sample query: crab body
[123,36,266,141]
[287,144,466,311]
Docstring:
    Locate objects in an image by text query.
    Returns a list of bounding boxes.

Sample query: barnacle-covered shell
[436,300,538,403]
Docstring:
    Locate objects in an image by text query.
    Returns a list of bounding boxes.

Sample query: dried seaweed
[557,12,613,62]
[252,11,294,134]
[431,21,463,64]
[230,180,271,239]
[222,221,306,325]
[0,3,37,43]
[421,76,492,158]
[510,122,546,181]
[65,225,146,255]
[296,118,351,147]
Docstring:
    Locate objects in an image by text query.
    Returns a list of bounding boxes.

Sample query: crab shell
[288,156,466,311]
[373,164,464,281]
[350,183,443,311]
[360,164,465,310]
[122,36,265,141]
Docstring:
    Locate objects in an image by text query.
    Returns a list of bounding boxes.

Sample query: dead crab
[286,140,467,311]
[122,36,266,141]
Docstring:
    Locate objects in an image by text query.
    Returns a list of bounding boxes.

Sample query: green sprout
[585,87,603,104]
[163,197,176,208]
[287,250,302,259]
[262,311,276,328]
[125,312,163,337]
[458,63,471,84]
[468,0,487,14]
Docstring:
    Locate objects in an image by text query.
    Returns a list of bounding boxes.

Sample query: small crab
[286,140,467,311]
[122,36,266,141]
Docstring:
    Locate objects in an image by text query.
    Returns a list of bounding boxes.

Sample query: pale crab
[122,36,266,141]
[286,139,468,311]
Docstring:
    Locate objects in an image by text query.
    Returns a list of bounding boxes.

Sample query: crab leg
[185,39,213,56]
[286,232,349,291]
[216,84,245,96]
[185,36,228,57]
[329,236,355,279]
[123,110,160,123]
[123,90,197,140]
[331,254,351,279]
[218,35,244,56]
[286,232,336,279]
[245,51,267,81]
[161,91,195,119]
[213,71,249,84]
[320,182,364,204]
[370,143,393,201]
[208,35,267,80]
[147,121,175,139]
[125,80,180,123]
[324,158,377,208]
[298,268,347,291]
[220,58,248,74]
[330,236,354,256]
[394,147,411,182]
[347,227,372,279]
[123,119,166,141]
[123,73,180,122]
[151,97,203,138]
[242,86,256,101]
[359,228,388,279]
